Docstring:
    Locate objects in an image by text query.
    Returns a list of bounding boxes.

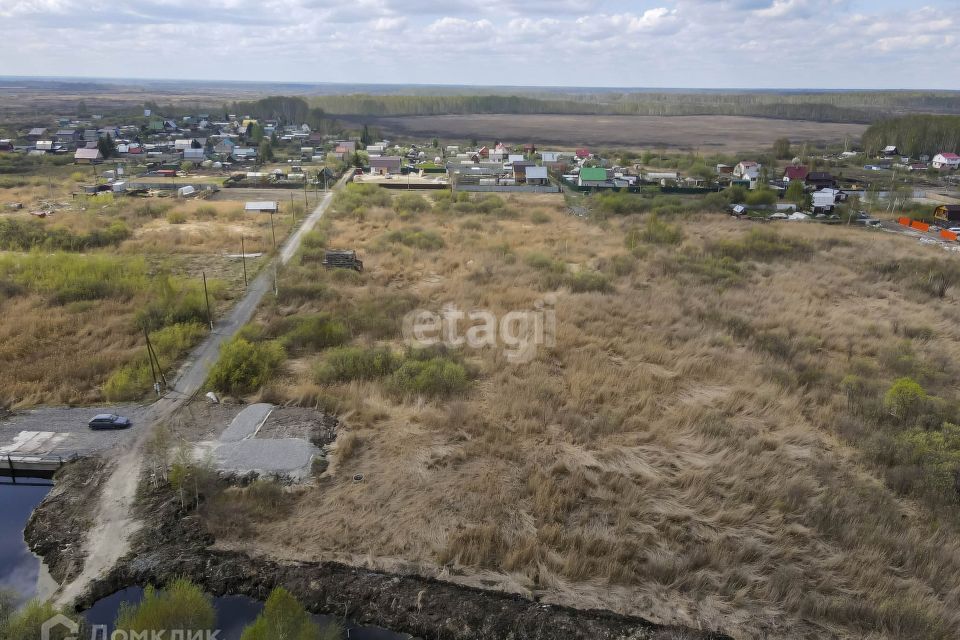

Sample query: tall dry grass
[205,194,960,639]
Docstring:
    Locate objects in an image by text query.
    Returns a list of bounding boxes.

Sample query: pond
[0,477,53,603]
[84,587,411,640]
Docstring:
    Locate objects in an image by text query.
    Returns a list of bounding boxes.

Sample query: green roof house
[578,167,609,188]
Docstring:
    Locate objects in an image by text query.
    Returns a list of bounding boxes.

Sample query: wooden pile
[322,250,364,272]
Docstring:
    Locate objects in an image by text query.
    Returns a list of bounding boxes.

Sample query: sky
[0,0,956,89]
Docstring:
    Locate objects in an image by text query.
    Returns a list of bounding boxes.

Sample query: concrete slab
[220,403,273,443]
[213,438,319,481]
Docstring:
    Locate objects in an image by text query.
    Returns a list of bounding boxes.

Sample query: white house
[175,139,193,151]
[733,161,760,180]
[525,166,549,185]
[541,151,562,163]
[932,153,960,170]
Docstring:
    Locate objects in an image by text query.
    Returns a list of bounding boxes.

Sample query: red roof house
[575,148,590,159]
[783,165,809,182]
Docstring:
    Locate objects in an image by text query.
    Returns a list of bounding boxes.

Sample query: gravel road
[53,172,350,607]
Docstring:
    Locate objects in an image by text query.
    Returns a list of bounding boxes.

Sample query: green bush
[640,214,684,245]
[530,210,550,224]
[883,377,928,424]
[240,586,340,640]
[166,210,187,224]
[707,229,812,262]
[384,228,444,250]
[567,270,612,293]
[0,218,130,251]
[525,252,566,273]
[105,322,208,401]
[208,337,285,395]
[896,423,960,501]
[115,579,215,636]
[275,314,349,352]
[314,346,398,383]
[394,193,431,214]
[135,277,219,331]
[333,183,391,216]
[1,599,83,640]
[389,356,470,397]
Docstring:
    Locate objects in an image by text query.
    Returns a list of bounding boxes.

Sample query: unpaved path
[54,173,349,606]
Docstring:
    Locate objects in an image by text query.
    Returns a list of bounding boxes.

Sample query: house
[232,148,257,161]
[716,164,733,175]
[806,172,837,190]
[733,161,760,180]
[213,138,237,155]
[882,145,899,157]
[369,156,402,175]
[508,154,525,164]
[525,166,549,186]
[541,151,561,163]
[932,153,960,170]
[511,160,535,182]
[0,139,13,152]
[489,150,506,162]
[783,165,809,182]
[182,148,205,163]
[27,127,46,139]
[74,148,103,164]
[523,144,536,154]
[578,167,609,187]
[175,139,194,151]
[812,190,836,212]
[934,204,960,223]
[35,141,55,151]
[55,129,81,145]
[245,201,279,214]
[575,148,591,160]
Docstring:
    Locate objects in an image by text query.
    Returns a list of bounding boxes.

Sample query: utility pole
[269,212,276,250]
[144,327,159,396]
[240,236,247,288]
[202,271,213,329]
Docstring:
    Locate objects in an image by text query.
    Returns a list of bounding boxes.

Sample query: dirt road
[53,173,349,607]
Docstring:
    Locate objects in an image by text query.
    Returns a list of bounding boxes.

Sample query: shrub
[240,586,337,640]
[208,337,285,395]
[389,356,470,397]
[314,346,398,383]
[394,193,431,214]
[896,423,960,502]
[0,218,130,251]
[530,210,550,224]
[115,579,215,636]
[166,210,187,224]
[1,599,83,640]
[883,377,928,424]
[195,205,217,219]
[104,322,207,401]
[0,252,149,304]
[567,270,612,293]
[525,252,566,274]
[640,214,684,245]
[745,188,778,206]
[276,314,349,352]
[384,228,444,250]
[707,229,812,262]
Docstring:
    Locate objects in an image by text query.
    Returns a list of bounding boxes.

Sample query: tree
[431,138,439,149]
[773,137,792,159]
[785,180,810,209]
[1,599,83,640]
[259,139,275,162]
[115,579,216,636]
[360,124,372,146]
[98,134,116,159]
[240,587,342,640]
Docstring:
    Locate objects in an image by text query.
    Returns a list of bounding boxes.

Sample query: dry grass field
[0,178,306,406]
[201,187,960,639]
[357,114,868,152]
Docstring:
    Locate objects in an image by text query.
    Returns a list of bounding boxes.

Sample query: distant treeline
[862,115,960,157]
[226,96,338,134]
[310,91,960,123]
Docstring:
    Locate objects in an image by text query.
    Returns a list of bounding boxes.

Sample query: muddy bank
[28,464,732,640]
[25,457,110,584]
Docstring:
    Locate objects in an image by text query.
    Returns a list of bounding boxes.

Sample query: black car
[87,413,133,430]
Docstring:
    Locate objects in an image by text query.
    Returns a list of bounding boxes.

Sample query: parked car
[87,414,133,430]
[948,227,960,234]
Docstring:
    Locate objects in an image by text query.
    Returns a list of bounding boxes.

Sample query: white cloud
[0,0,956,88]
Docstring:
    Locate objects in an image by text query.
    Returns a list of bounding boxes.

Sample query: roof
[28,128,46,136]
[526,166,548,179]
[738,161,758,167]
[74,148,102,160]
[579,167,608,181]
[806,171,835,181]
[575,148,590,158]
[936,152,960,160]
[784,165,809,180]
[245,201,279,211]
[370,156,401,167]
[936,205,960,212]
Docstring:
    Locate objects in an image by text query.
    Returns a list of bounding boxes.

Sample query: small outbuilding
[245,201,279,214]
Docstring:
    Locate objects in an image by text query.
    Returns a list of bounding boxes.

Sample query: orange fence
[897,216,911,226]
[911,220,930,232]
[942,229,959,242]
